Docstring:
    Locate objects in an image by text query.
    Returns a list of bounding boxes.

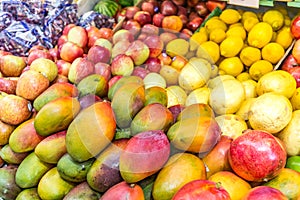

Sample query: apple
[133,11,152,26]
[122,19,141,37]
[98,27,114,40]
[125,6,141,20]
[137,33,149,41]
[187,0,200,7]
[289,66,300,88]
[68,57,95,84]
[141,1,155,16]
[59,41,84,63]
[49,48,59,62]
[112,29,135,44]
[94,62,112,81]
[27,49,53,65]
[281,54,299,72]
[186,17,203,32]
[242,186,288,200]
[131,66,150,79]
[160,0,178,16]
[56,59,71,77]
[79,94,102,109]
[0,77,18,94]
[62,23,76,36]
[141,24,160,36]
[195,2,209,17]
[52,74,69,83]
[292,39,300,64]
[143,35,164,58]
[108,75,123,89]
[173,0,185,6]
[94,38,113,52]
[228,129,287,182]
[172,179,231,200]
[57,35,68,47]
[153,13,164,27]
[159,32,178,46]
[168,104,185,122]
[158,52,172,65]
[171,55,188,71]
[111,40,131,59]
[206,0,226,12]
[67,26,88,48]
[291,16,300,39]
[125,40,150,66]
[111,54,134,76]
[87,45,111,64]
[177,6,188,16]
[144,57,162,73]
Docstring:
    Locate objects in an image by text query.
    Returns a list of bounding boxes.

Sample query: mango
[15,152,54,188]
[130,103,174,136]
[111,82,145,128]
[108,75,144,100]
[0,165,22,199]
[66,101,116,162]
[152,153,206,200]
[63,182,101,200]
[33,82,78,111]
[120,130,170,183]
[177,103,215,121]
[167,116,221,154]
[9,118,45,153]
[87,138,129,192]
[0,144,29,164]
[35,131,67,164]
[57,154,94,183]
[145,86,168,107]
[37,167,76,200]
[77,74,108,98]
[34,96,81,136]
[0,120,15,145]
[16,188,41,200]
[101,181,145,200]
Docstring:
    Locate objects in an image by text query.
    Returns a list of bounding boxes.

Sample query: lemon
[237,72,251,82]
[261,42,285,64]
[220,9,242,25]
[274,5,288,16]
[290,88,300,110]
[204,17,228,34]
[249,60,273,81]
[247,22,273,48]
[218,57,244,77]
[236,97,256,121]
[215,114,248,139]
[220,36,244,58]
[243,17,259,32]
[185,87,210,106]
[166,85,187,108]
[241,79,258,99]
[271,31,277,42]
[256,70,297,99]
[190,27,208,51]
[209,28,226,44]
[276,26,294,49]
[239,46,261,67]
[197,41,220,64]
[229,22,243,29]
[262,9,284,31]
[284,15,291,27]
[248,92,292,134]
[226,26,247,41]
[241,11,258,22]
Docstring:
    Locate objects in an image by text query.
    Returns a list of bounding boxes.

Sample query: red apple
[111,40,131,59]
[158,52,172,65]
[153,13,164,27]
[186,17,203,32]
[281,54,299,72]
[171,55,188,71]
[86,26,102,39]
[112,29,135,44]
[228,129,287,182]
[289,66,300,88]
[141,24,160,36]
[177,6,187,16]
[0,77,18,94]
[125,6,141,20]
[59,41,84,63]
[291,16,300,39]
[56,59,71,77]
[125,40,150,66]
[160,0,178,16]
[168,104,185,122]
[53,74,69,83]
[49,48,59,62]
[206,0,226,12]
[57,35,68,47]
[242,186,288,200]
[87,45,111,64]
[172,179,231,200]
[79,94,102,109]
[67,26,88,48]
[108,75,123,89]
[62,23,76,36]
[159,32,178,46]
[187,0,200,7]
[137,33,149,41]
[122,19,141,37]
[94,62,112,81]
[144,57,162,73]
[131,66,150,79]
[292,39,300,63]
[195,2,209,17]
[173,0,185,6]
[27,49,53,65]
[98,28,114,40]
[141,1,155,16]
[111,54,134,76]
[133,11,152,26]
[68,57,95,84]
[143,35,164,58]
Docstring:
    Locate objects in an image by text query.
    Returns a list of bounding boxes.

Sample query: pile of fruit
[1,1,300,200]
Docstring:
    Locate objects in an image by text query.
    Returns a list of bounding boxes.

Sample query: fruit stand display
[1,0,300,199]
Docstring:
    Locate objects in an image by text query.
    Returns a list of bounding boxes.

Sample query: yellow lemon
[262,9,285,31]
[190,27,208,51]
[218,57,244,77]
[220,8,242,25]
[276,26,294,49]
[229,22,243,29]
[239,46,261,67]
[284,15,291,27]
[215,114,248,139]
[249,60,273,81]
[197,41,220,64]
[261,42,285,64]
[209,28,226,44]
[237,72,252,82]
[256,70,297,99]
[226,26,247,40]
[247,22,273,48]
[241,11,258,24]
[271,31,277,42]
[241,79,258,99]
[236,97,256,121]
[185,87,210,106]
[204,17,228,34]
[243,17,259,32]
[220,36,244,57]
[290,88,300,110]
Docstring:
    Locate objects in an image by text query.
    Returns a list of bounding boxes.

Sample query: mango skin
[34,96,81,136]
[77,74,108,98]
[0,120,15,145]
[34,131,67,164]
[37,167,76,200]
[66,101,116,162]
[15,152,54,188]
[111,82,145,129]
[16,188,41,200]
[0,144,29,164]
[130,103,174,136]
[87,139,129,192]
[33,82,78,111]
[9,118,45,153]
[145,86,168,107]
[57,154,94,183]
[120,130,170,183]
[63,181,101,200]
[0,165,22,199]
[177,103,215,121]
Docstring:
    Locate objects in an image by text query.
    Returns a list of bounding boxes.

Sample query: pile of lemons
[190,6,294,81]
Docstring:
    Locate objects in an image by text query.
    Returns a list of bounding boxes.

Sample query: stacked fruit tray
[1,0,300,199]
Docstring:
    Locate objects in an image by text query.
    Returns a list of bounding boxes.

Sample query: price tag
[228,0,260,8]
